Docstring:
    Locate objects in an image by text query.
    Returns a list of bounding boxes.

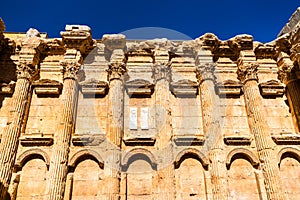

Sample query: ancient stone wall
[0,9,300,199]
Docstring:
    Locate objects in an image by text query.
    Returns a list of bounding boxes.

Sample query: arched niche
[175,154,207,200]
[279,147,300,200]
[227,152,260,199]
[123,148,156,200]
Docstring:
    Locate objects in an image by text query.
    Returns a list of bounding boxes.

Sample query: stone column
[0,51,41,198]
[278,49,300,132]
[105,54,126,200]
[64,173,73,200]
[237,62,287,200]
[153,50,175,200]
[46,61,81,200]
[196,63,228,200]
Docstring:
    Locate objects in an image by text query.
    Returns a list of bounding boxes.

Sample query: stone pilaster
[46,25,94,200]
[8,173,20,200]
[0,32,43,198]
[237,61,287,200]
[196,62,228,200]
[104,34,126,200]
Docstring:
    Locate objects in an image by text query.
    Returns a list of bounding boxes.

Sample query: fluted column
[0,61,39,198]
[46,61,81,200]
[278,50,300,132]
[237,62,287,200]
[105,52,126,200]
[153,50,175,200]
[196,63,228,200]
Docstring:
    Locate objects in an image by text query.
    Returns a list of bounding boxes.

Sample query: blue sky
[1,0,299,42]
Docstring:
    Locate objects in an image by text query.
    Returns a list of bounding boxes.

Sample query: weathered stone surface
[0,9,300,199]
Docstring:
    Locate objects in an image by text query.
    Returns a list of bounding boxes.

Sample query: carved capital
[152,62,171,82]
[237,62,258,83]
[278,63,294,83]
[17,61,39,81]
[60,61,82,80]
[107,62,127,81]
[195,63,216,83]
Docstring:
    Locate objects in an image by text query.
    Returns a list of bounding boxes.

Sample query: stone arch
[226,148,259,169]
[278,147,300,166]
[174,148,209,169]
[69,149,104,170]
[122,148,157,171]
[15,148,50,170]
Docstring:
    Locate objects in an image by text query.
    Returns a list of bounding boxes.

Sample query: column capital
[152,61,171,82]
[237,62,259,83]
[60,61,82,80]
[107,62,127,81]
[278,63,295,84]
[16,61,39,81]
[195,63,216,83]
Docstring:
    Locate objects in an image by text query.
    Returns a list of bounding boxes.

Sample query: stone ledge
[80,79,108,96]
[125,79,154,97]
[271,134,300,145]
[20,134,53,146]
[216,80,242,97]
[173,135,205,146]
[259,80,284,98]
[224,135,252,145]
[170,79,198,97]
[123,137,156,146]
[72,134,105,146]
[32,79,62,96]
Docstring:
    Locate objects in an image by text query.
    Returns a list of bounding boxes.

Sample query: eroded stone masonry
[1,8,300,200]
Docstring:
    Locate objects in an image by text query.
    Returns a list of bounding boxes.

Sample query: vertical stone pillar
[46,61,81,200]
[46,25,94,200]
[278,49,300,132]
[64,173,73,200]
[196,62,228,200]
[7,172,20,200]
[103,34,126,200]
[153,50,174,200]
[237,62,287,200]
[0,33,43,198]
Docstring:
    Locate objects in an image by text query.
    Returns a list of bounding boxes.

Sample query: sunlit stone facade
[0,8,300,200]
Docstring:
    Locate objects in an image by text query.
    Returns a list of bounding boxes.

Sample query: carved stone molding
[223,135,252,145]
[216,79,242,97]
[237,62,259,83]
[170,79,198,97]
[259,80,285,97]
[60,25,95,54]
[80,79,108,96]
[229,34,253,51]
[107,62,127,81]
[102,34,126,51]
[195,63,216,83]
[195,33,220,51]
[123,137,156,146]
[32,79,63,96]
[152,62,171,82]
[173,135,205,146]
[0,82,15,95]
[60,61,82,80]
[16,61,39,81]
[71,134,105,146]
[271,134,300,145]
[125,79,154,97]
[19,134,53,146]
[254,44,275,59]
